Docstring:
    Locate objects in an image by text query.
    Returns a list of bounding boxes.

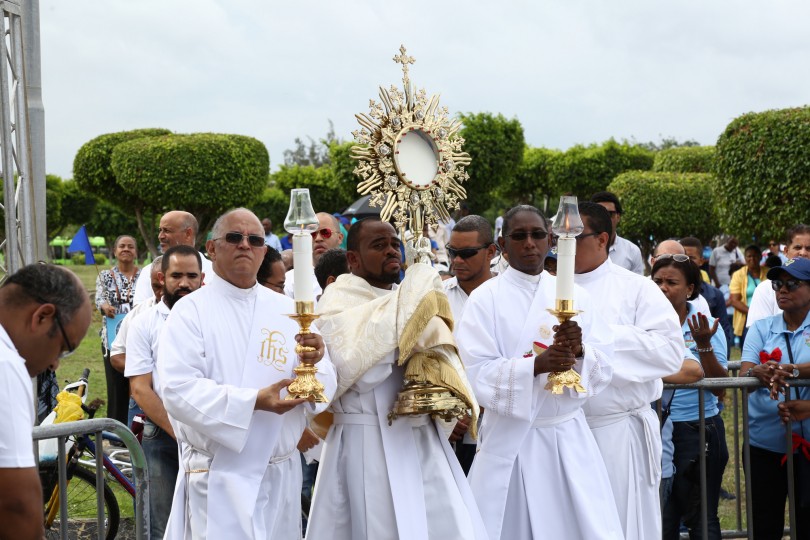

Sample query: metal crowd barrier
[32,418,149,540]
[663,360,810,540]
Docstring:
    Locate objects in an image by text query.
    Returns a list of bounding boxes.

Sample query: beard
[372,267,401,286]
[163,287,192,309]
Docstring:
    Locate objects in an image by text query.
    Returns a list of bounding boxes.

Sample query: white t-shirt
[709,246,744,287]
[109,297,157,357]
[746,279,780,327]
[125,300,171,397]
[0,324,35,468]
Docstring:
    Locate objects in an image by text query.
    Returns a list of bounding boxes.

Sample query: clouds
[40,0,810,179]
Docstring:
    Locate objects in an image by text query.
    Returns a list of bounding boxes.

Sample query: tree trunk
[134,205,159,258]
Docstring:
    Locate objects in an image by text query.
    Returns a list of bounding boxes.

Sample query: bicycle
[38,369,137,539]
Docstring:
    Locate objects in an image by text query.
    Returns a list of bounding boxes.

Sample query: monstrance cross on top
[392,45,415,86]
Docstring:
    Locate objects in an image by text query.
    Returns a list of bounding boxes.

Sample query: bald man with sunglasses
[284,212,344,302]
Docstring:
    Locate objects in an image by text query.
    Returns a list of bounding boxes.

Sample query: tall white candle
[292,232,314,302]
[555,237,576,302]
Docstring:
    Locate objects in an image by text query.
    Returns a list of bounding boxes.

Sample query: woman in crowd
[94,234,140,425]
[729,244,766,348]
[740,257,810,539]
[652,254,729,540]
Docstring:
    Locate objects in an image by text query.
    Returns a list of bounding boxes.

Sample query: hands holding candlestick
[534,320,583,376]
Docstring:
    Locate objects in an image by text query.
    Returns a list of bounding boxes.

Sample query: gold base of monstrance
[545,299,587,395]
[388,382,468,424]
[285,301,328,403]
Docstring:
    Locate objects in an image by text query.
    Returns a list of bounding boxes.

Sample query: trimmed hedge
[653,146,715,173]
[73,128,172,207]
[549,139,654,197]
[609,171,719,256]
[111,133,269,216]
[714,107,810,241]
[498,146,560,204]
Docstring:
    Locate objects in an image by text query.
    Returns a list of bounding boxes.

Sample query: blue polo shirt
[742,310,810,452]
[670,302,729,422]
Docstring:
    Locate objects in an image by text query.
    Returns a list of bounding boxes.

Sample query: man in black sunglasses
[591,191,644,275]
[157,208,336,539]
[0,264,93,539]
[457,204,624,539]
[443,215,498,473]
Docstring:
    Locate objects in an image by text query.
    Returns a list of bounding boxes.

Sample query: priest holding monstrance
[457,200,624,540]
[305,47,487,540]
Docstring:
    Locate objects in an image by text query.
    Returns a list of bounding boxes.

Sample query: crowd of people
[1,192,809,540]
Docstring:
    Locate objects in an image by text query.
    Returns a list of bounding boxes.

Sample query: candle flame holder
[545,299,587,395]
[284,301,328,402]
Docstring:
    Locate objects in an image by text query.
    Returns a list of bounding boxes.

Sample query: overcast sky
[39,0,810,180]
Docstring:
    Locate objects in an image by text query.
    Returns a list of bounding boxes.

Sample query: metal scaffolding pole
[1,0,37,276]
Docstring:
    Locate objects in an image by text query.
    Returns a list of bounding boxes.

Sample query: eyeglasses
[216,232,266,248]
[311,228,334,240]
[505,230,548,242]
[54,312,76,359]
[655,254,690,263]
[771,278,806,292]
[446,244,491,260]
[575,232,601,242]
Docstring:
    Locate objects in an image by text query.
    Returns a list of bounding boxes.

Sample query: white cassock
[306,266,488,540]
[157,272,336,540]
[458,267,623,540]
[576,259,684,539]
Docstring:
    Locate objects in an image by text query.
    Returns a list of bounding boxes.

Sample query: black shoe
[720,488,736,500]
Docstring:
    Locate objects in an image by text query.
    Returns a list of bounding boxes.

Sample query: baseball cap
[766,257,810,281]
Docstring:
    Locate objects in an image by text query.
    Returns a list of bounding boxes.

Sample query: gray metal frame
[0,0,37,275]
[664,362,810,540]
[33,418,149,540]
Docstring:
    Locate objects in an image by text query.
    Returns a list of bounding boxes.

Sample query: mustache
[171,287,193,296]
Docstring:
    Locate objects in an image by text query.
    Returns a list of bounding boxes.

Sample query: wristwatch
[792,367,800,378]
[746,367,755,377]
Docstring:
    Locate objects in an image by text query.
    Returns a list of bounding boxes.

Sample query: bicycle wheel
[41,464,120,540]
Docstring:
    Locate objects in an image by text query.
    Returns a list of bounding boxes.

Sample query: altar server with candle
[158,208,336,540]
[574,202,684,539]
[457,205,623,540]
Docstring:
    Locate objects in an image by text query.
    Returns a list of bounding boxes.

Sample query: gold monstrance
[350,46,471,422]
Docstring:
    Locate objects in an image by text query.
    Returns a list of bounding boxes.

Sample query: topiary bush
[73,128,172,207]
[549,139,654,197]
[111,133,269,237]
[653,146,715,173]
[714,106,810,241]
[609,171,719,260]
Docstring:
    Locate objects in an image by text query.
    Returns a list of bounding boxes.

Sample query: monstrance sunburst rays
[351,45,470,234]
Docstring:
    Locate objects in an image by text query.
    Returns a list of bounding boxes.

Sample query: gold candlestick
[284,301,327,402]
[545,299,586,395]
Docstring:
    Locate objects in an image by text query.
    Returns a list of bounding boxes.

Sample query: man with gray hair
[132,210,213,305]
[0,264,93,539]
[158,208,335,538]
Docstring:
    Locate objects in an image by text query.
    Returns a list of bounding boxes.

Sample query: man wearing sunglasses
[457,205,623,540]
[574,203,684,540]
[0,264,93,539]
[132,210,213,306]
[442,215,498,474]
[284,212,344,302]
[157,208,336,539]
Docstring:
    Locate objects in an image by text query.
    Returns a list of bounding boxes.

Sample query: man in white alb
[457,205,623,540]
[126,246,203,539]
[132,210,213,305]
[158,208,336,539]
[443,214,498,473]
[307,217,487,540]
[574,202,684,539]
